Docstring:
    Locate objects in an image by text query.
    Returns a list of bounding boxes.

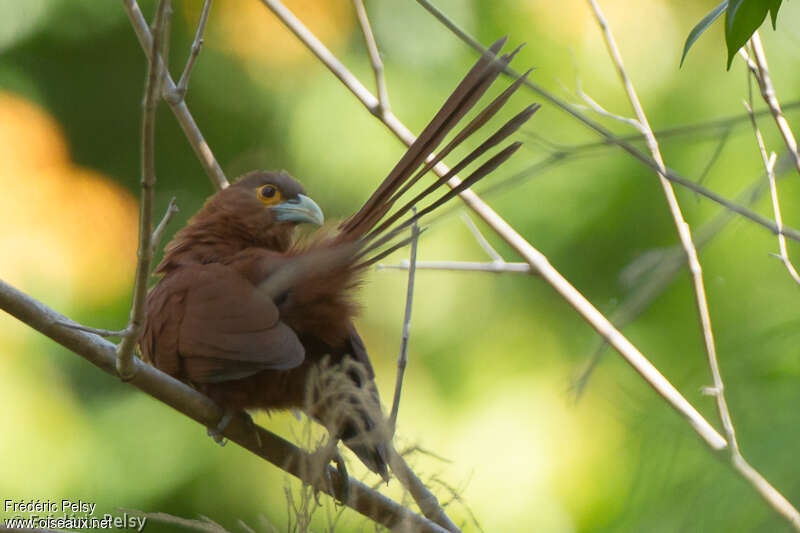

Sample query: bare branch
[352,0,390,115]
[390,212,419,432]
[738,48,760,81]
[377,260,530,274]
[116,0,170,380]
[461,213,502,261]
[587,1,800,529]
[0,278,450,533]
[151,196,180,256]
[744,101,800,285]
[168,0,212,103]
[575,79,642,131]
[748,31,800,178]
[55,321,132,338]
[388,448,461,533]
[122,0,228,191]
[260,0,731,461]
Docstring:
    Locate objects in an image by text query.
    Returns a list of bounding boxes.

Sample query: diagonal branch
[587,1,800,530]
[377,213,531,274]
[352,0,390,116]
[588,0,727,446]
[167,0,212,103]
[461,213,502,262]
[744,101,800,285]
[377,260,531,274]
[122,0,228,191]
[116,0,170,380]
[390,212,419,432]
[151,197,180,256]
[747,31,800,178]
[0,278,449,533]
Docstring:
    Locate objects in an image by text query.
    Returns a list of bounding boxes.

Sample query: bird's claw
[303,441,350,505]
[206,409,235,446]
[207,409,264,449]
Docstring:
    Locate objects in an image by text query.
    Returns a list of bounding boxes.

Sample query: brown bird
[140,37,537,481]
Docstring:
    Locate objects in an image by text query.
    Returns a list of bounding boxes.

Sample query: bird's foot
[303,439,350,506]
[206,408,235,446]
[206,410,263,449]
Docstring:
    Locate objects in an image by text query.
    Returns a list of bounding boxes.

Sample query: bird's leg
[206,408,235,446]
[303,437,350,506]
[206,409,263,449]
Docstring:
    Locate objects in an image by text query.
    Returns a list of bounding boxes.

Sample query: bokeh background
[1,0,799,531]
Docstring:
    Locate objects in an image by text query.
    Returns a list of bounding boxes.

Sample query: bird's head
[228,170,324,227]
[197,170,324,250]
[159,170,325,267]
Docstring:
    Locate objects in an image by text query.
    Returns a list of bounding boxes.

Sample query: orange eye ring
[257,184,282,205]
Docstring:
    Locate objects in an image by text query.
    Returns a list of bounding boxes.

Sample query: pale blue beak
[269,194,324,226]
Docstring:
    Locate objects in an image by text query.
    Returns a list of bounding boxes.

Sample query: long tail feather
[386,67,534,209]
[339,36,511,237]
[356,141,524,262]
[366,104,540,241]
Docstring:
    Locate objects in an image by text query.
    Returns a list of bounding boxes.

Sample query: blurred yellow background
[1,0,799,531]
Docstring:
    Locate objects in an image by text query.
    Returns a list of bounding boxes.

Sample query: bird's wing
[144,263,305,384]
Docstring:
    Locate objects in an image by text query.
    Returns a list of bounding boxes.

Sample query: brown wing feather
[142,288,184,376]
[143,263,305,384]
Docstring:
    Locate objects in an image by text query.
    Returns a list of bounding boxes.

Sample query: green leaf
[725,0,771,69]
[680,1,728,67]
[768,0,783,29]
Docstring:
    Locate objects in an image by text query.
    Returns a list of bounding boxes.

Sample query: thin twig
[352,0,390,116]
[259,0,730,460]
[388,448,461,533]
[151,197,180,255]
[576,79,641,130]
[168,0,212,103]
[744,101,800,285]
[376,215,530,274]
[738,48,761,82]
[160,0,173,80]
[588,0,731,443]
[461,213,502,261]
[748,31,800,178]
[116,0,170,381]
[390,212,419,432]
[0,279,449,533]
[122,0,228,191]
[55,321,132,338]
[413,0,800,244]
[588,1,800,529]
[377,260,530,273]
[381,215,462,533]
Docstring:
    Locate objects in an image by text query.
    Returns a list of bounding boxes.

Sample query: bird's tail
[338,36,538,264]
[305,356,391,480]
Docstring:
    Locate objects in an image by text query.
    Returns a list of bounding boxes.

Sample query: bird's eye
[256,184,282,205]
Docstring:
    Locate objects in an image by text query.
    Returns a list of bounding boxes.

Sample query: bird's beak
[269,194,325,226]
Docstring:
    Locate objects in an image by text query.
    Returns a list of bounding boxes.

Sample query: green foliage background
[1,0,799,531]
